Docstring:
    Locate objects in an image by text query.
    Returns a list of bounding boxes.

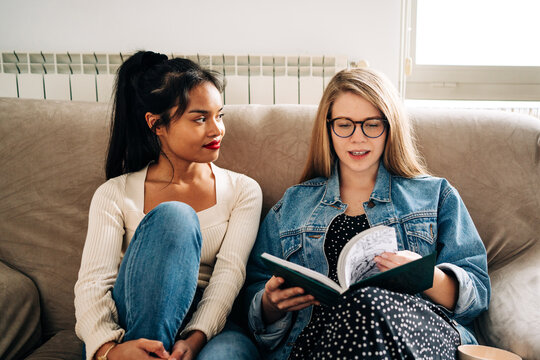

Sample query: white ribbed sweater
[74,163,262,360]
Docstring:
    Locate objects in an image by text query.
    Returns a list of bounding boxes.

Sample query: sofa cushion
[0,260,42,360]
[217,104,318,214]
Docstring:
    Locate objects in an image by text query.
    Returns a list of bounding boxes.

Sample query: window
[405,0,540,101]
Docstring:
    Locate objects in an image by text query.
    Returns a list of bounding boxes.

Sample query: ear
[145,112,162,134]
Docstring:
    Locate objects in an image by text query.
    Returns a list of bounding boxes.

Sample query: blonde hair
[300,67,428,182]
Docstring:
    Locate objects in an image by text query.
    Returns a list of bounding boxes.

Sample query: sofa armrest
[0,260,42,360]
[26,330,83,360]
[475,248,540,359]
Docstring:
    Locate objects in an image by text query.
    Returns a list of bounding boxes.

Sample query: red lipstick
[203,140,221,150]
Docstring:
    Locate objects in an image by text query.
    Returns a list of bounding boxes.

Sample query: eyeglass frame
[326,117,389,138]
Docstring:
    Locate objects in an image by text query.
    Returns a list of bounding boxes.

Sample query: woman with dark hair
[245,68,490,359]
[74,51,262,360]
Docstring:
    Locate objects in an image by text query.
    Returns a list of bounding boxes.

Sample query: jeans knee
[197,329,260,360]
[151,201,197,221]
[150,201,199,228]
[138,201,202,251]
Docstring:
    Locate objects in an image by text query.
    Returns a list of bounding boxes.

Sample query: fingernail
[380,253,389,259]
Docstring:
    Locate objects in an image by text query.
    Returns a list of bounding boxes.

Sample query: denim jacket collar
[322,160,392,206]
[321,161,342,206]
[370,162,392,203]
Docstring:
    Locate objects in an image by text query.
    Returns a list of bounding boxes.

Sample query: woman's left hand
[373,250,421,271]
[169,331,206,360]
[169,340,194,360]
[374,250,458,309]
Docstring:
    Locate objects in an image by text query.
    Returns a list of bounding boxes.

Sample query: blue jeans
[198,320,260,360]
[109,201,259,359]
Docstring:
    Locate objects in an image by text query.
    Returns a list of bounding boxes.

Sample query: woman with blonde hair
[245,68,490,359]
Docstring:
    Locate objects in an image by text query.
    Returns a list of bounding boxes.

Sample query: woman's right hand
[96,339,169,360]
[261,276,319,324]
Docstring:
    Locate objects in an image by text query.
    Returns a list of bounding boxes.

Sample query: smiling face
[330,91,387,180]
[154,82,225,165]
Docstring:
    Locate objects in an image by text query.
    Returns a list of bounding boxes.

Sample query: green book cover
[260,251,436,306]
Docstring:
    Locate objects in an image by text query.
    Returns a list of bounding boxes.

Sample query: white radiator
[0,51,348,105]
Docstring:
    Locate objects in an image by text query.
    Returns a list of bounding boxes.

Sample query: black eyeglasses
[327,117,388,138]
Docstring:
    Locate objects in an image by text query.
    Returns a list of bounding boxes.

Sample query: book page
[337,226,397,289]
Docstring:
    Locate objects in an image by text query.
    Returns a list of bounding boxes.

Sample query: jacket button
[367,201,375,208]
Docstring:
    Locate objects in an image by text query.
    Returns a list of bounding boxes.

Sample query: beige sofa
[0,98,538,360]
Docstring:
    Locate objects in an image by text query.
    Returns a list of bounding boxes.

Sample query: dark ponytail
[105,51,224,179]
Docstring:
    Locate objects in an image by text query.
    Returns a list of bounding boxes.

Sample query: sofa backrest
[0,98,110,339]
[0,98,538,352]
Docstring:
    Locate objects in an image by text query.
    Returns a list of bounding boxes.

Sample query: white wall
[0,0,402,85]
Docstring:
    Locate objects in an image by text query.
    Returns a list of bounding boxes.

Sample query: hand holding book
[373,250,422,272]
[260,275,320,324]
[261,226,436,306]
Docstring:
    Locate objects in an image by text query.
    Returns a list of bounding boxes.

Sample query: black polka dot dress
[289,213,461,359]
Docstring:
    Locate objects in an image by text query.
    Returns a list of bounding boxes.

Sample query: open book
[261,225,436,305]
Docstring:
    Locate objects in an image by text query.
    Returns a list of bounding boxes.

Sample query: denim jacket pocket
[280,234,304,263]
[403,217,437,254]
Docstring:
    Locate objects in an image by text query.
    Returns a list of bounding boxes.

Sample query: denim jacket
[245,162,490,360]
